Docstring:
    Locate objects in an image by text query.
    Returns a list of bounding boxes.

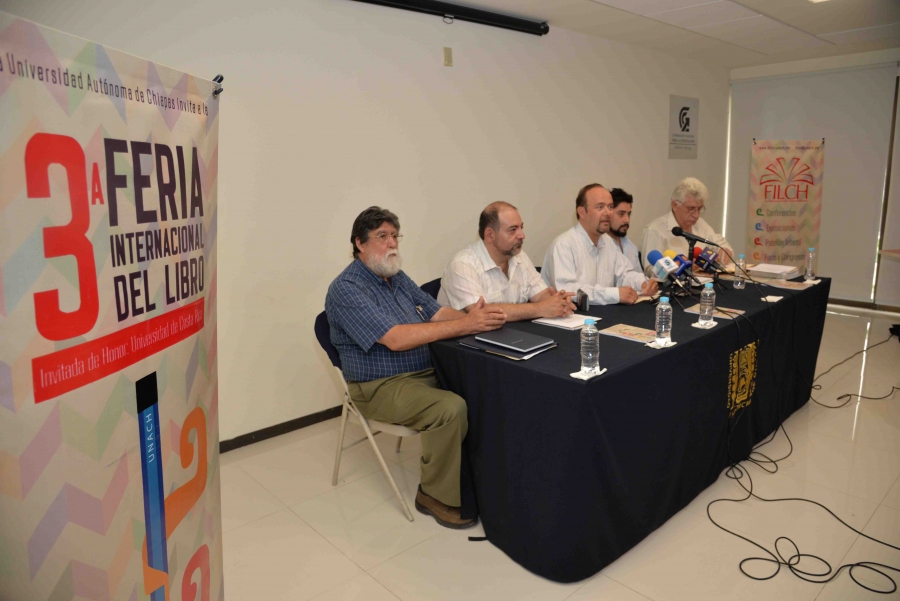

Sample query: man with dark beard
[438,201,575,320]
[605,188,643,273]
[325,206,506,529]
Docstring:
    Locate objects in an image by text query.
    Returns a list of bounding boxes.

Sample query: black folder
[474,327,555,353]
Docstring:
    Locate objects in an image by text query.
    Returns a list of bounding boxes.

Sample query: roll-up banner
[0,13,222,601]
[747,140,823,267]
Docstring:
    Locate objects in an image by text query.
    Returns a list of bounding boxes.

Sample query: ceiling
[451,0,900,69]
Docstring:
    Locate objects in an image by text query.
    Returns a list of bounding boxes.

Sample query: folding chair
[314,311,417,521]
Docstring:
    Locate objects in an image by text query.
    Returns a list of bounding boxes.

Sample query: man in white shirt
[439,202,575,320]
[606,188,642,273]
[640,177,733,277]
[542,184,658,305]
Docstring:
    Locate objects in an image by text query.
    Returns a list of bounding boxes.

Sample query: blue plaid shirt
[325,259,441,382]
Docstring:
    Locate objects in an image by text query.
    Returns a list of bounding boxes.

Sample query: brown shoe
[415,486,478,530]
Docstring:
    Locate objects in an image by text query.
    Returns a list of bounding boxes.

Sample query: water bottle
[655,297,672,345]
[734,254,746,289]
[580,319,600,373]
[805,247,816,281]
[699,283,716,326]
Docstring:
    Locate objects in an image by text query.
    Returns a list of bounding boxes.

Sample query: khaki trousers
[348,368,466,507]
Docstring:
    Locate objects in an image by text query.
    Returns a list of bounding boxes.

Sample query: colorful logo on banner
[0,12,222,601]
[747,140,823,267]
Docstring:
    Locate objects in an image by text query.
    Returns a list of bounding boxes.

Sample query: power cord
[706,248,900,593]
[809,334,899,408]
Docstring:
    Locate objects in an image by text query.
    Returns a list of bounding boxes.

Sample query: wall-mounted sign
[669,95,699,159]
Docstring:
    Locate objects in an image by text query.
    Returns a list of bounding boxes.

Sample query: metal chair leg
[356,411,414,522]
[331,399,350,486]
[395,436,402,453]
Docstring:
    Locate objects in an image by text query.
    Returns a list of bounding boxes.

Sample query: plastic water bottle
[805,247,816,281]
[699,283,716,326]
[580,319,600,373]
[734,254,746,289]
[655,297,672,346]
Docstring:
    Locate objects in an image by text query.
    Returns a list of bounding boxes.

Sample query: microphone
[663,249,677,260]
[695,248,726,273]
[672,226,718,247]
[692,246,703,261]
[670,253,694,278]
[646,250,678,281]
[647,250,688,294]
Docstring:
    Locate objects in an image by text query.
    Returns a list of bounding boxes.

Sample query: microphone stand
[687,240,696,287]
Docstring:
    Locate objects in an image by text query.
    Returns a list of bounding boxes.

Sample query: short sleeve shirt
[437,240,547,309]
[325,259,441,382]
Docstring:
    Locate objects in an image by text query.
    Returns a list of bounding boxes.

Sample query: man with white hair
[640,177,733,275]
[326,206,506,530]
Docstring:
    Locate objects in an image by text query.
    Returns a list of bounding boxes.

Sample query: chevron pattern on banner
[0,12,222,601]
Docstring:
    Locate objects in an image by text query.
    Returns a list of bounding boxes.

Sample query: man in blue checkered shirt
[326,207,506,529]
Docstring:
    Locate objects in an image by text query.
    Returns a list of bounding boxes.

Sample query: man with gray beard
[325,206,506,529]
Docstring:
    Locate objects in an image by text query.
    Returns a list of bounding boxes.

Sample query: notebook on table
[475,327,555,353]
[458,336,557,361]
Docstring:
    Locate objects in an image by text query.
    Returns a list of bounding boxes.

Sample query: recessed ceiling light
[808,0,830,3]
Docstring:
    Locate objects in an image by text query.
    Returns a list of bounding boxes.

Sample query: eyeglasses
[372,232,403,243]
[682,205,706,215]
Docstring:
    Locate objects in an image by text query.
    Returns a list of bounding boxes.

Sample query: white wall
[726,64,898,303]
[2,0,730,439]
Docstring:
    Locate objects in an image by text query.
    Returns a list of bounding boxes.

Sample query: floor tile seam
[737,449,898,508]
[364,532,446,599]
[798,423,900,453]
[802,422,900,455]
[558,577,591,601]
[306,574,403,601]
[573,573,655,601]
[361,530,443,574]
[236,453,384,507]
[699,498,865,583]
[744,467,882,518]
[221,504,285,535]
[288,470,421,525]
[229,461,290,509]
[820,531,893,593]
[769,463,898,506]
[880,473,900,511]
[226,425,344,461]
[286,504,382,574]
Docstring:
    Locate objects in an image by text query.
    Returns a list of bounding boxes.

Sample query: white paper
[533,314,598,330]
[644,340,678,349]
[570,368,608,380]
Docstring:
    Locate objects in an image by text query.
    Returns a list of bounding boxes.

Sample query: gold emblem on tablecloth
[728,341,757,417]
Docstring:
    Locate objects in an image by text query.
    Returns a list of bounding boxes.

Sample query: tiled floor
[221,308,900,600]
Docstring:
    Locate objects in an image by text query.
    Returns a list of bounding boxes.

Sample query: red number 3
[25,134,99,341]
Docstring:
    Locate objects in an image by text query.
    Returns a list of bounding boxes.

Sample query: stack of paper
[747,263,800,279]
[533,314,597,330]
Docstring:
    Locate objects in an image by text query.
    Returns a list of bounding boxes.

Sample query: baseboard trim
[829,298,900,314]
[220,405,343,454]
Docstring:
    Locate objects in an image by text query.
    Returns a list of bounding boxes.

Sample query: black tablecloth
[430,278,831,583]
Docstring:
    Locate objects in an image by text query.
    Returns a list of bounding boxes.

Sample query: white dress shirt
[438,240,547,310]
[640,212,732,276]
[604,233,642,273]
[541,223,647,305]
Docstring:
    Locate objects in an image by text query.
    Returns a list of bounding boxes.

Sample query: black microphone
[671,226,718,247]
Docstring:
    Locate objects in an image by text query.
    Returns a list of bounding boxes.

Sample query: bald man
[438,202,575,320]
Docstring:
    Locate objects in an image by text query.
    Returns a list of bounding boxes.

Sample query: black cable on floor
[705,250,900,593]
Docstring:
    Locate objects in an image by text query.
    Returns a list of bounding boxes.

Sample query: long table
[430,278,830,583]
